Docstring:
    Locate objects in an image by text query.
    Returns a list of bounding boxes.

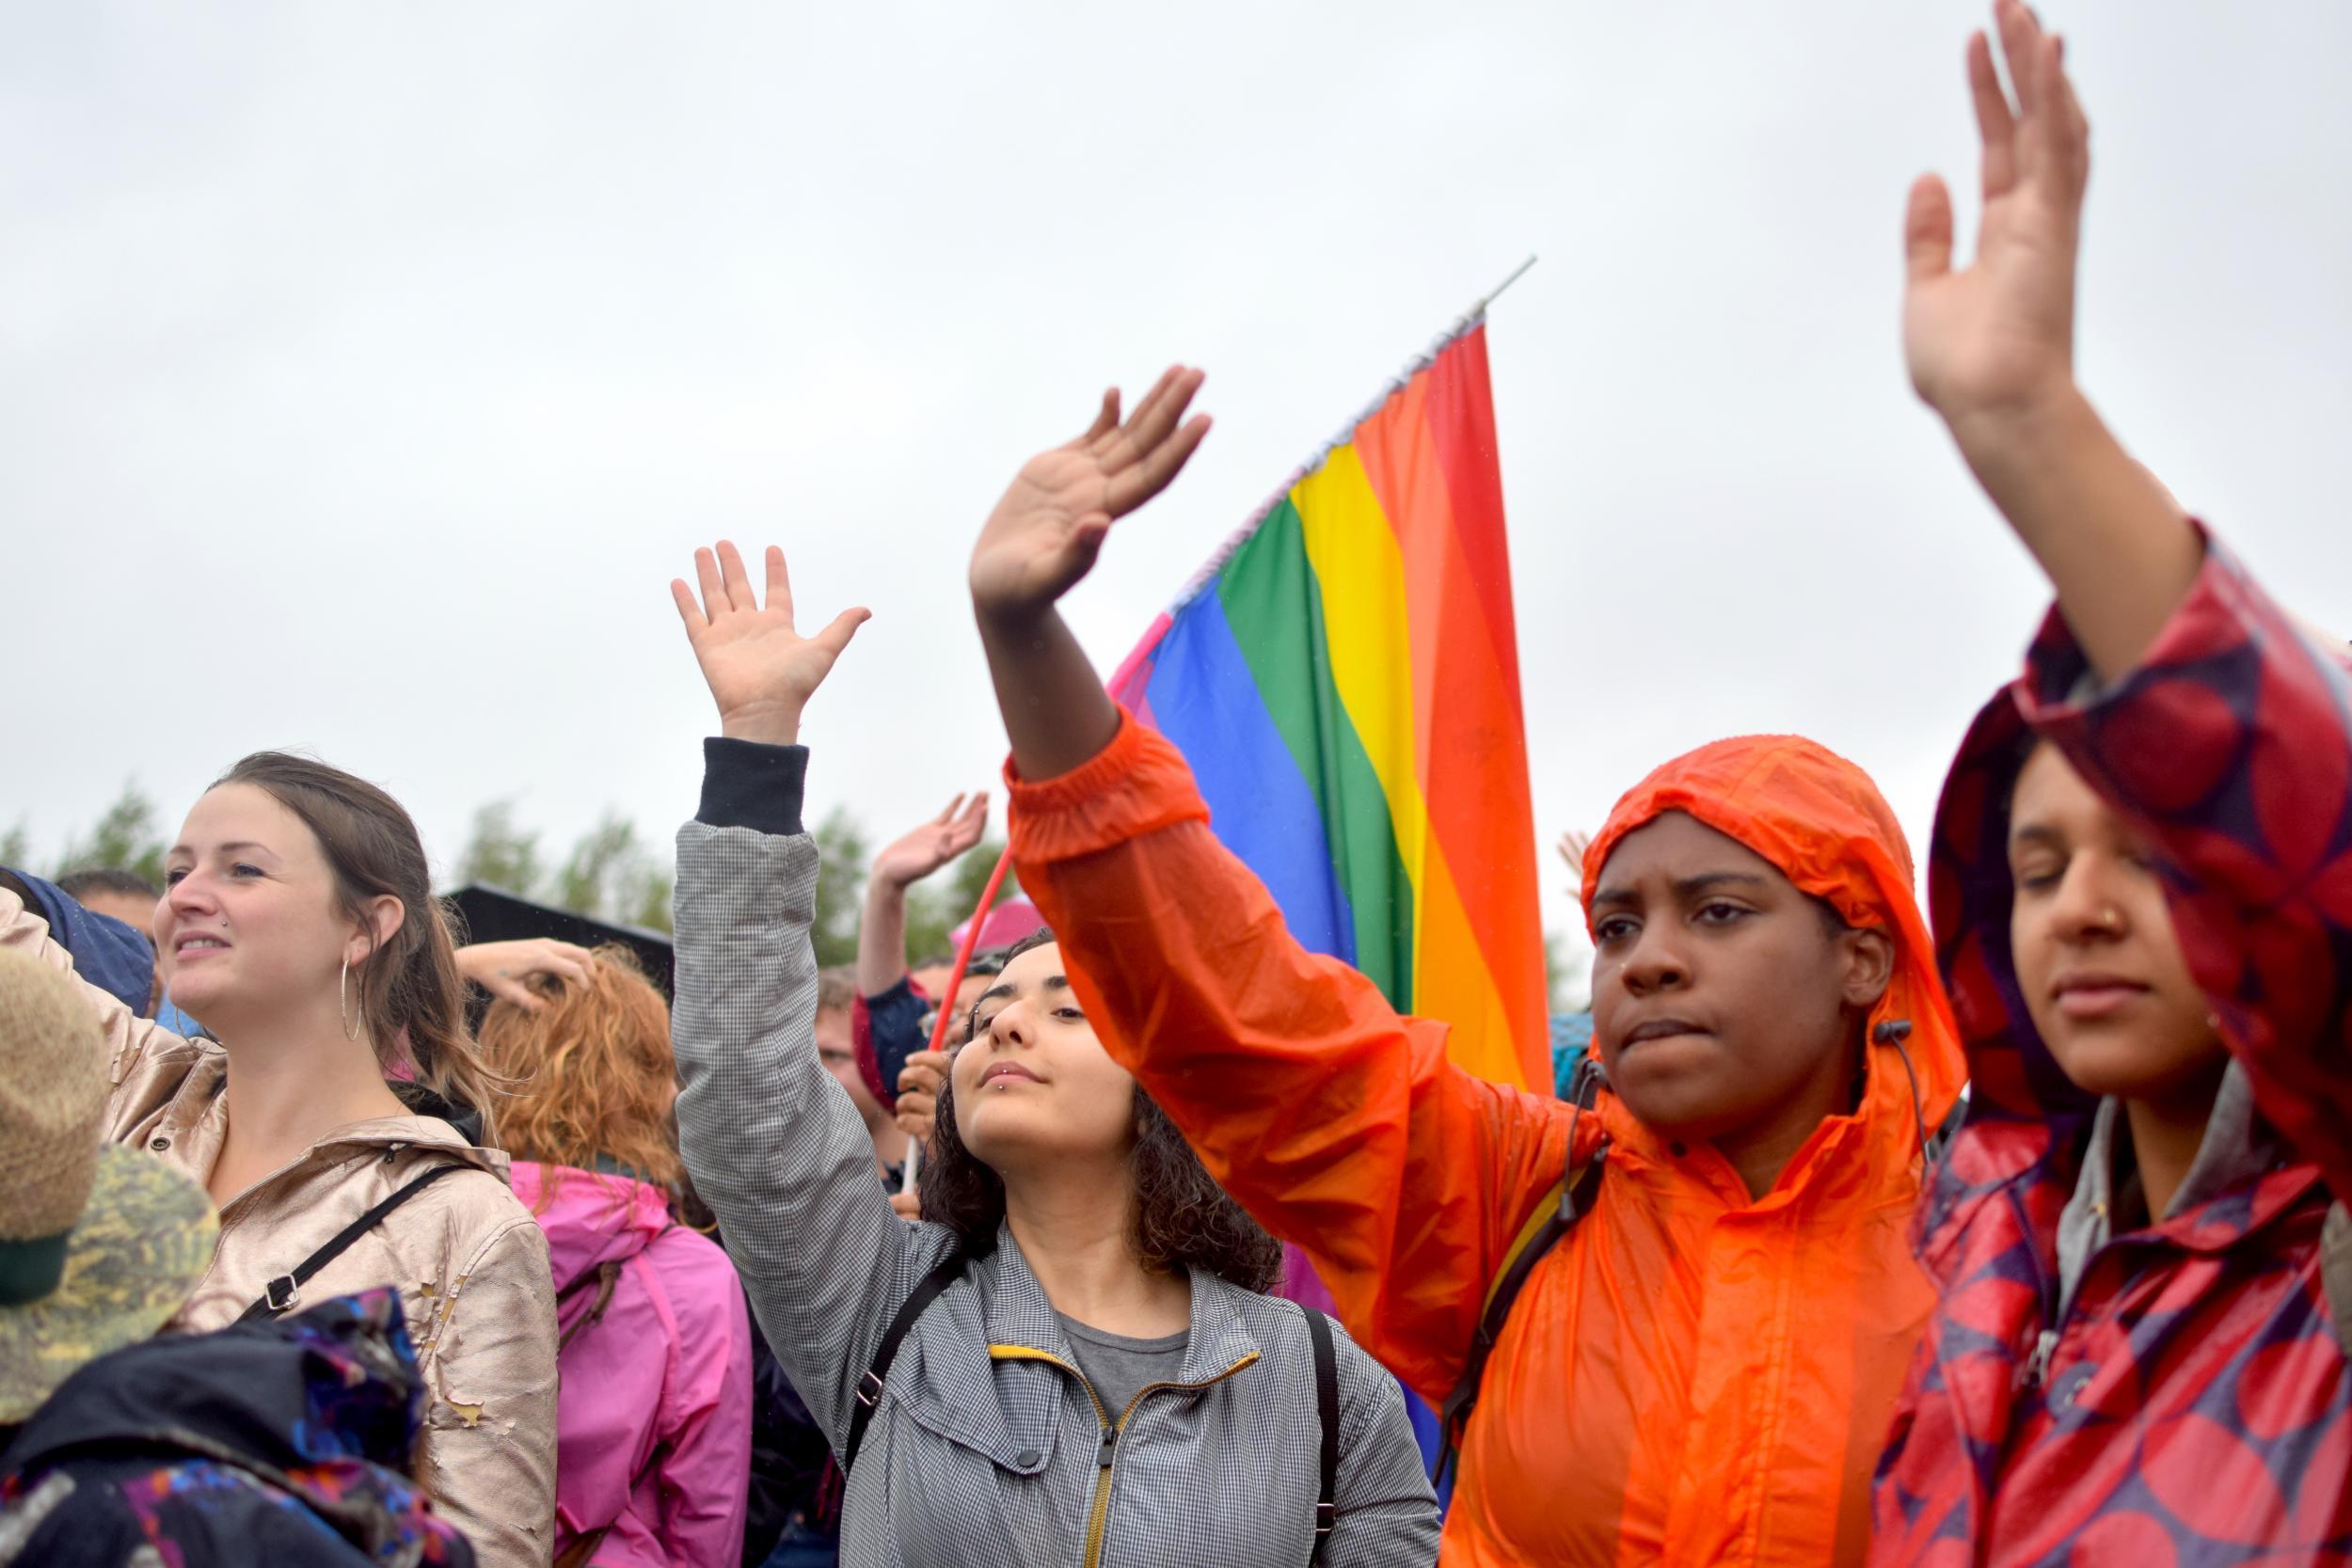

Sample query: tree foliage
[808,805,870,969]
[54,783,168,888]
[453,801,673,933]
[454,801,544,901]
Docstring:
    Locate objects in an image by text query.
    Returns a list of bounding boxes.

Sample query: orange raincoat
[1009,720,1966,1567]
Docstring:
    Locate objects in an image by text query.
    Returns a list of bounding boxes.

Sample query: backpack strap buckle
[1314,1502,1336,1538]
[844,1243,972,1475]
[237,1164,468,1327]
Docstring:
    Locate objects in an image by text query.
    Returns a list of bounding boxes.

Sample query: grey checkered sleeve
[670,819,951,1452]
[1327,1328,1443,1566]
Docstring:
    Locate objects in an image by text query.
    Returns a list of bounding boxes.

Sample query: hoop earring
[340,956,361,1041]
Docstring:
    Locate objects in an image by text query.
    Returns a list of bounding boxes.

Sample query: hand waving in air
[969,367,1212,623]
[1902,3,2195,680]
[874,794,991,891]
[1902,0,2089,435]
[670,542,869,744]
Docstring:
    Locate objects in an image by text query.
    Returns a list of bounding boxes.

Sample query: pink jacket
[509,1162,753,1568]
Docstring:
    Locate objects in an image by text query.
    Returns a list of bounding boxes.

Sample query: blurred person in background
[55,867,161,935]
[817,966,908,1188]
[481,944,754,1568]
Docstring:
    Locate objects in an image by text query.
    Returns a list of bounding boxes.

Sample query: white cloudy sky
[8,1,2349,963]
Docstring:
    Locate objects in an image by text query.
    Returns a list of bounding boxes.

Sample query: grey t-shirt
[1057,1313,1189,1422]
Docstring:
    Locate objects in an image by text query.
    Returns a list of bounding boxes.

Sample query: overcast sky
[8,1,2349,964]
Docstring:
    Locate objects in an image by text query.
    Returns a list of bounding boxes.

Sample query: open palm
[1903,0,2088,425]
[874,794,991,888]
[969,366,1212,620]
[670,541,868,745]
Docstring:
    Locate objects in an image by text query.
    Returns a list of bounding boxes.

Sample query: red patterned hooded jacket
[1870,531,2352,1564]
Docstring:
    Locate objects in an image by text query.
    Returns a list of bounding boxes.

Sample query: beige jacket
[3,890,559,1568]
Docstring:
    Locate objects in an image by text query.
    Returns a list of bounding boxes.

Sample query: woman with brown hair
[918,931,1296,1299]
[664,540,1439,1568]
[0,751,558,1568]
[479,944,754,1568]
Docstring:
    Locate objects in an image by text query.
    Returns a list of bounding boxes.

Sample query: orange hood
[1580,734,1968,1153]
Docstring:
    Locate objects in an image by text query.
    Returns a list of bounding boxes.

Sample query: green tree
[448,803,675,932]
[454,801,545,899]
[809,805,870,970]
[554,812,639,917]
[56,783,167,887]
[623,868,675,934]
[0,820,29,869]
[554,812,677,933]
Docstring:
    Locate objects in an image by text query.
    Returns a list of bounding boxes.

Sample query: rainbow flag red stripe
[1110,318,1547,1092]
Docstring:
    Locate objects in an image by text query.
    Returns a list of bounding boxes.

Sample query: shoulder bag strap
[1432,1056,1613,1488]
[1302,1305,1340,1562]
[238,1163,467,1323]
[842,1243,969,1474]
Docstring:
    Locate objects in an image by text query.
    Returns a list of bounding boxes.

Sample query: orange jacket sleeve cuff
[1003,712,1206,865]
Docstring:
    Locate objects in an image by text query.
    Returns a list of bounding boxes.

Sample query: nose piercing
[2094,907,2124,935]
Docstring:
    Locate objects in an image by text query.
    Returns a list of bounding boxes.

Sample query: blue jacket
[2,868,204,1032]
[1,868,153,1015]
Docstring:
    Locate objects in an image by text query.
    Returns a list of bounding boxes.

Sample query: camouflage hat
[0,949,217,1422]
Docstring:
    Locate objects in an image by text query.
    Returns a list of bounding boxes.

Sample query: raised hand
[1902,0,2088,435]
[1899,3,2196,680]
[873,794,991,891]
[670,542,869,745]
[456,939,596,1012]
[969,367,1212,623]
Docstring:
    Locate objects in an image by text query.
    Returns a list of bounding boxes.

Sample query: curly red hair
[478,944,681,1212]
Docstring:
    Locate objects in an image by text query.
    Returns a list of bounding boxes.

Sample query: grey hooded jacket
[670,740,1439,1568]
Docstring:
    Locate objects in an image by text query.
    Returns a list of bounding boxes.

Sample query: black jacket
[0,1290,477,1567]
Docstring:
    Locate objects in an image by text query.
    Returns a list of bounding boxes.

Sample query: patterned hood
[1926,665,2102,1130]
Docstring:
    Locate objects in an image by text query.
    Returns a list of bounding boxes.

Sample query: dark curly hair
[919,931,1283,1293]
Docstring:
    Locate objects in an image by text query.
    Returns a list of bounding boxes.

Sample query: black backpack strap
[238,1163,467,1323]
[1302,1305,1340,1560]
[1432,1056,1612,1489]
[1924,1094,1968,1167]
[1432,1148,1604,1487]
[842,1243,972,1474]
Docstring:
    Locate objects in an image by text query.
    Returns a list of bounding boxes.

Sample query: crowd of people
[5,6,2349,1563]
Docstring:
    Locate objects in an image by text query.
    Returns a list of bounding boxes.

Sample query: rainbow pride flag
[1108,316,1548,1092]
